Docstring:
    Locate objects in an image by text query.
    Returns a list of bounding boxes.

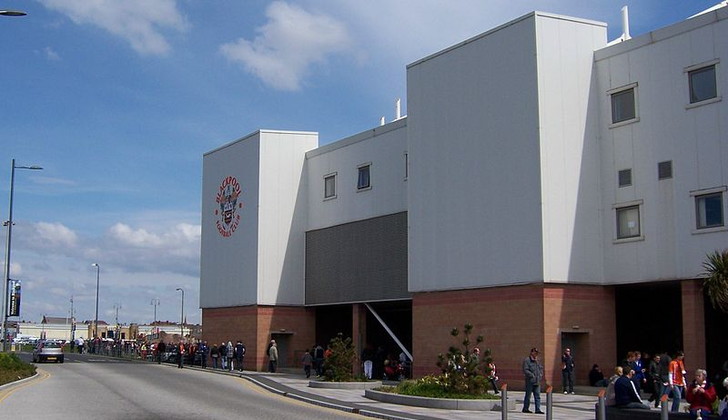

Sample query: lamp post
[91,263,100,339]
[150,298,159,323]
[175,288,184,339]
[2,159,42,351]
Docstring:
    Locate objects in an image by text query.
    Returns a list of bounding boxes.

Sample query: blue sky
[0,0,722,327]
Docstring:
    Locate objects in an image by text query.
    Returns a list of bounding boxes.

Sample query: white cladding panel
[306,120,407,231]
[407,14,544,292]
[258,131,318,305]
[200,134,261,308]
[535,15,607,283]
[596,9,728,283]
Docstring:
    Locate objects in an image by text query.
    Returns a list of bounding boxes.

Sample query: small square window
[324,174,336,198]
[689,65,717,104]
[696,192,723,229]
[658,161,672,180]
[617,205,640,239]
[357,165,370,190]
[611,88,636,123]
[618,169,632,187]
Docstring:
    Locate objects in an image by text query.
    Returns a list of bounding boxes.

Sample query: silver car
[32,340,64,363]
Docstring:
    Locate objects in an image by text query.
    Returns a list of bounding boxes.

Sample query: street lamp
[2,159,42,351]
[150,298,160,324]
[175,288,184,339]
[92,263,100,339]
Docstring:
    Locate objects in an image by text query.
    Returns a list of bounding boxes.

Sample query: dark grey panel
[306,212,409,305]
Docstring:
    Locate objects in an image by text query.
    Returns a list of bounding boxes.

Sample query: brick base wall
[412,284,615,390]
[203,305,315,371]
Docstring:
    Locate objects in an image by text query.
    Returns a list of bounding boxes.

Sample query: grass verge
[0,352,36,386]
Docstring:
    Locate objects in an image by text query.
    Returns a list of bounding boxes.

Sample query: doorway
[561,331,589,385]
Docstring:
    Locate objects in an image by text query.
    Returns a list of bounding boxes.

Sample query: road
[1,353,359,420]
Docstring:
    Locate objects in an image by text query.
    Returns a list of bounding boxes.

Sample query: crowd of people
[521,347,728,419]
[596,349,728,419]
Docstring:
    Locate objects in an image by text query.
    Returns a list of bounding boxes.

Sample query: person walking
[361,345,375,379]
[177,341,185,369]
[562,347,575,394]
[219,342,227,370]
[198,341,208,368]
[669,351,687,412]
[522,347,545,414]
[235,340,246,372]
[302,349,313,378]
[156,341,166,364]
[226,341,234,371]
[268,340,279,373]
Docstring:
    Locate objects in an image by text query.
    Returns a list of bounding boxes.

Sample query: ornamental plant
[321,333,359,382]
[702,249,728,313]
[434,323,493,395]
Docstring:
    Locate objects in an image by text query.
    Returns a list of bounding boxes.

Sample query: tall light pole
[92,263,100,339]
[150,298,160,335]
[175,288,184,339]
[2,159,42,351]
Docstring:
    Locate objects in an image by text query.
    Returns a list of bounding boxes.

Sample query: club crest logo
[215,176,243,237]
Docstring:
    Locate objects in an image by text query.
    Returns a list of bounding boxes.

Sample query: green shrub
[321,333,359,382]
[392,375,497,399]
[0,352,36,386]
[386,323,496,399]
[433,323,493,396]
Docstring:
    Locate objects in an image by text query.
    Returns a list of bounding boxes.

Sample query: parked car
[32,340,64,363]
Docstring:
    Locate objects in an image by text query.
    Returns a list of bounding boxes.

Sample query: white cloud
[34,222,79,247]
[220,1,352,91]
[39,0,189,56]
[108,222,199,249]
[44,46,61,61]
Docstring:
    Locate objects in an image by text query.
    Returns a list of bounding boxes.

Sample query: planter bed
[364,389,515,411]
[308,380,382,390]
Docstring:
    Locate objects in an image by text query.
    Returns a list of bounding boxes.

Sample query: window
[611,87,636,123]
[618,169,632,187]
[658,161,672,180]
[357,164,371,190]
[689,64,717,104]
[696,192,724,229]
[404,152,409,180]
[616,205,641,239]
[324,173,336,199]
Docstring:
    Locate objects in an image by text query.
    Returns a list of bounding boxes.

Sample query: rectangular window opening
[689,65,717,104]
[324,174,336,199]
[696,192,724,229]
[617,205,641,239]
[357,165,371,190]
[611,87,636,123]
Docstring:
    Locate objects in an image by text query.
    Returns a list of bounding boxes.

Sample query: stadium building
[200,5,728,386]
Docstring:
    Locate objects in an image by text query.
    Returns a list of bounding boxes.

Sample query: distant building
[200,5,728,385]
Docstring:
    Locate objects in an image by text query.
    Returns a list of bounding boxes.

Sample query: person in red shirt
[685,369,717,420]
[669,351,687,412]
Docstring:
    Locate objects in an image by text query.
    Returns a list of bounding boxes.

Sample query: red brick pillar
[353,304,367,375]
[681,279,706,370]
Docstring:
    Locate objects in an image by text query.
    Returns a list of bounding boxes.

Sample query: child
[302,349,313,378]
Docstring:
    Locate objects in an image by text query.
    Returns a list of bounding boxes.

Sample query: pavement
[201,367,607,420]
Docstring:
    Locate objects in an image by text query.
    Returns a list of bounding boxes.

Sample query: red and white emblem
[215,176,243,237]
